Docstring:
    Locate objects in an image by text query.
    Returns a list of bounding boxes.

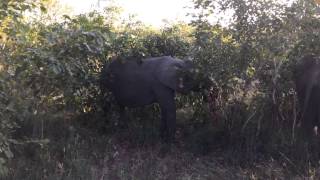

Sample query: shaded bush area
[1,0,320,178]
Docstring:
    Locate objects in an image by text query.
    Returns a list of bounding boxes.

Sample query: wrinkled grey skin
[100,56,209,141]
[295,55,320,136]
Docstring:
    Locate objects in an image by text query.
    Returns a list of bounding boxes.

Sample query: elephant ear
[156,57,184,91]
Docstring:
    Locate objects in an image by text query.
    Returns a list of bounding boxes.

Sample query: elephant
[100,56,216,142]
[295,54,320,137]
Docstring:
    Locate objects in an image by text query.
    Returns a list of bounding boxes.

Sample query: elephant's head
[156,57,213,94]
[156,56,219,120]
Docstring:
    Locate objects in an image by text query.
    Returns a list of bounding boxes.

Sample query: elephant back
[100,56,143,90]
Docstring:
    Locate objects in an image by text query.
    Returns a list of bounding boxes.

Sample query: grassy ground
[6,112,320,180]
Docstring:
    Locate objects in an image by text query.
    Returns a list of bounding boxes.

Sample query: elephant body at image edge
[295,55,320,136]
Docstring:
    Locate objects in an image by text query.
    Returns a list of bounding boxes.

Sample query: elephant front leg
[118,105,128,129]
[160,106,176,142]
[166,107,177,142]
[157,90,176,143]
[160,110,168,140]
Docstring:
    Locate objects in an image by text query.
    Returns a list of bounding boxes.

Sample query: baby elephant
[100,56,215,142]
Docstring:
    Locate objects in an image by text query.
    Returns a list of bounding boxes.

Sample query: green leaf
[40,5,47,13]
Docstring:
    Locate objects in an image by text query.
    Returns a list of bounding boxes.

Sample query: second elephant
[295,54,320,136]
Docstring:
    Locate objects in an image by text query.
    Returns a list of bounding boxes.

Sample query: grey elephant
[100,56,216,141]
[295,54,320,137]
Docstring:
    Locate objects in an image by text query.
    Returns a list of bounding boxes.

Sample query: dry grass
[6,114,320,180]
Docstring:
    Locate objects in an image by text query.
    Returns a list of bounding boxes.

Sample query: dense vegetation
[1,0,320,179]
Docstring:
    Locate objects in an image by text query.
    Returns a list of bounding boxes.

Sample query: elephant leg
[160,102,176,142]
[301,103,316,137]
[315,98,320,136]
[155,88,176,142]
[160,109,168,139]
[118,105,128,128]
[102,101,110,116]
